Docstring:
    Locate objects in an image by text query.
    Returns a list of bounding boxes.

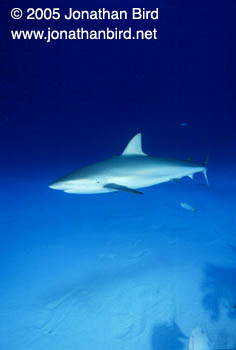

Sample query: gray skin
[49,133,207,195]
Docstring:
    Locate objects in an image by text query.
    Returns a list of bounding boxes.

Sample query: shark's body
[49,133,208,195]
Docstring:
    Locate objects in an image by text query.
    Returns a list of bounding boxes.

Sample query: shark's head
[49,169,107,194]
[49,178,103,194]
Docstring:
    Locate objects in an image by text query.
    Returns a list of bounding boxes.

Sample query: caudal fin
[202,152,209,185]
[203,169,209,185]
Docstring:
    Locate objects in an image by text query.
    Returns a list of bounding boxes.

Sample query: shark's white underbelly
[61,164,204,194]
[64,174,182,194]
[111,175,172,189]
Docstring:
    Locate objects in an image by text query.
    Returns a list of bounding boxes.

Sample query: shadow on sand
[202,261,236,320]
[151,321,187,350]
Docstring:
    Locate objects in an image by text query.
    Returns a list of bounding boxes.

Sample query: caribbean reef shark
[49,133,208,195]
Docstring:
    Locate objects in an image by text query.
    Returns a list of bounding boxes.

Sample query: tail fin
[203,151,209,185]
[203,169,209,185]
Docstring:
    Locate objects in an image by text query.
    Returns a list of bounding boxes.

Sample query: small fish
[179,122,188,127]
[180,202,197,214]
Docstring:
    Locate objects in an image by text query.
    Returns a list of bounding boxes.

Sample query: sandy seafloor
[1,165,236,350]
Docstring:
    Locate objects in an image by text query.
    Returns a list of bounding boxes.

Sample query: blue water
[1,0,236,349]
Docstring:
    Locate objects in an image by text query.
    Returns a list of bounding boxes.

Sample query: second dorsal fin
[122,133,147,156]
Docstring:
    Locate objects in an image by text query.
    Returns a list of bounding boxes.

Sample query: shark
[49,133,208,195]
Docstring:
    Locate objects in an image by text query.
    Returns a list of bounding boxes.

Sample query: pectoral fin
[104,183,143,195]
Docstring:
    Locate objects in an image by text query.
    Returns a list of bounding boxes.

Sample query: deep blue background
[1,0,235,186]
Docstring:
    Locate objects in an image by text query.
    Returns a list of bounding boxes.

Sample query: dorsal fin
[122,133,147,156]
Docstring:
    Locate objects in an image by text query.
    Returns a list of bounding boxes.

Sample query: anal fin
[171,178,181,182]
[104,183,143,195]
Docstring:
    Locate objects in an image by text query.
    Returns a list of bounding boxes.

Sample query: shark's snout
[49,180,65,190]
